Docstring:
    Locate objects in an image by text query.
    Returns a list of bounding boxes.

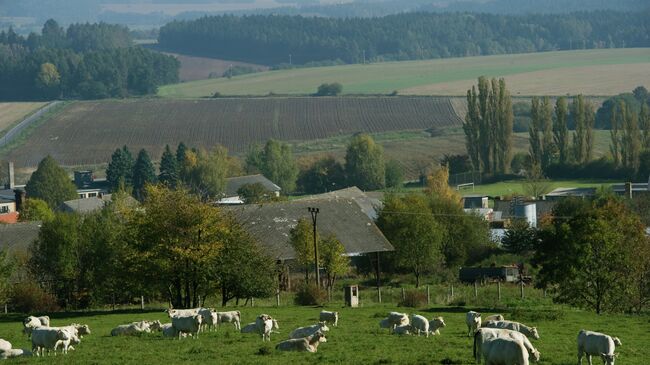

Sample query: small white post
[426,285,430,305]
[140,295,144,310]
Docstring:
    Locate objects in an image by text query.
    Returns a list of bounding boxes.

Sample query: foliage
[10,280,60,313]
[158,144,179,188]
[289,219,316,284]
[237,183,276,204]
[315,82,343,96]
[571,95,595,165]
[553,97,570,165]
[510,152,530,174]
[132,149,156,201]
[440,154,472,174]
[158,11,650,65]
[222,65,258,78]
[464,76,513,175]
[399,289,427,308]
[129,185,227,308]
[384,160,403,189]
[294,283,327,306]
[18,198,54,222]
[319,234,350,292]
[248,140,298,193]
[425,166,459,204]
[596,92,642,129]
[25,156,77,209]
[214,222,276,306]
[297,156,346,194]
[0,20,179,101]
[502,219,538,254]
[182,146,231,200]
[534,195,650,313]
[521,167,553,199]
[106,145,134,192]
[377,193,443,287]
[345,133,385,191]
[0,250,14,306]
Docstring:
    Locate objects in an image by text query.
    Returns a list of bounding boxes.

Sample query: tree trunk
[415,272,420,288]
[221,285,228,307]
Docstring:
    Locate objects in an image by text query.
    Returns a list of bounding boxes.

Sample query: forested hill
[158,10,650,66]
[0,20,179,101]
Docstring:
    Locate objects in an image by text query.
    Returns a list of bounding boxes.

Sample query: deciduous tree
[25,156,77,209]
[319,234,350,292]
[553,97,569,165]
[289,219,317,284]
[345,133,385,190]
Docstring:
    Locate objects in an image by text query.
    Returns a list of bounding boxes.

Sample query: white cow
[37,316,50,327]
[410,314,430,337]
[0,348,32,359]
[276,331,327,353]
[55,332,80,354]
[475,328,541,363]
[485,314,504,322]
[255,314,279,341]
[22,316,42,337]
[166,308,199,318]
[379,318,393,332]
[466,311,482,336]
[289,322,329,339]
[216,311,241,330]
[172,315,202,339]
[393,324,412,335]
[480,336,529,365]
[483,320,539,340]
[110,321,153,336]
[240,322,258,333]
[428,317,446,335]
[319,311,339,326]
[387,312,410,327]
[577,330,620,365]
[203,311,218,332]
[52,324,90,352]
[31,327,70,356]
[0,339,11,351]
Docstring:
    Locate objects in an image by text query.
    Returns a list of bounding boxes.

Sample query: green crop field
[0,299,646,364]
[453,179,616,197]
[158,48,650,98]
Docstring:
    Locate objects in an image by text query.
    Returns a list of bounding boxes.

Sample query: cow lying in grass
[276,331,327,353]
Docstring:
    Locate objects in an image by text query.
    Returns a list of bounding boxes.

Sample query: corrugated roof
[296,187,382,220]
[59,197,106,213]
[225,175,281,197]
[0,222,40,252]
[225,196,393,260]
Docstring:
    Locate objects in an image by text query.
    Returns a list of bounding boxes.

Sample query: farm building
[225,189,393,261]
[73,171,110,199]
[218,174,281,205]
[459,265,520,283]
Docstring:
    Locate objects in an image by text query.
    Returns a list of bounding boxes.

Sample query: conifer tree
[25,156,77,208]
[132,149,156,201]
[158,144,179,188]
[106,145,134,192]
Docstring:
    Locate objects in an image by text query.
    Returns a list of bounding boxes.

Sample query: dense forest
[0,20,179,100]
[158,10,650,65]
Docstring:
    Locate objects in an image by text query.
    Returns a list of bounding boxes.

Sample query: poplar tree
[554,97,570,165]
[495,78,513,174]
[584,101,595,163]
[572,95,588,164]
[464,86,481,171]
[610,102,622,167]
[640,103,650,150]
[621,102,642,174]
[528,97,543,170]
[541,97,554,169]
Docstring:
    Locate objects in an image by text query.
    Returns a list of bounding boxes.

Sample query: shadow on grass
[0,308,168,323]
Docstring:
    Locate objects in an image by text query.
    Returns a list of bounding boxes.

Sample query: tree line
[0,19,179,100]
[157,10,649,65]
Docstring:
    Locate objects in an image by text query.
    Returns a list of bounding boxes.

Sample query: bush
[315,82,343,96]
[11,281,60,313]
[294,283,327,306]
[256,345,273,356]
[399,289,427,308]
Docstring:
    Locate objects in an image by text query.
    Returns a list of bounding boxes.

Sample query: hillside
[2,97,462,169]
[158,49,650,98]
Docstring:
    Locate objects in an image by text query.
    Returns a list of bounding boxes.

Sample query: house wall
[0,201,16,214]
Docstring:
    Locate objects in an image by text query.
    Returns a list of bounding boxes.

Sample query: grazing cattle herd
[0,308,621,364]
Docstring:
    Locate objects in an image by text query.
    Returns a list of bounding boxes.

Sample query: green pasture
[0,292,646,365]
[457,179,616,197]
[158,48,650,98]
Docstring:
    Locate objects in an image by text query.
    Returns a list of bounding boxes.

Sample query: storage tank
[514,203,536,228]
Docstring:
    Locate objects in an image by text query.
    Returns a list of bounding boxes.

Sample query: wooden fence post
[497,281,501,302]
[520,281,524,299]
[4,304,6,314]
[450,284,454,299]
[276,290,280,307]
[198,295,202,307]
[140,295,144,310]
[474,282,478,299]
[251,298,255,307]
[377,287,382,303]
[401,288,405,302]
[426,285,430,305]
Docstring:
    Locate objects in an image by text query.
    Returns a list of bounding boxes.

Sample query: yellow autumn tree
[425,166,460,205]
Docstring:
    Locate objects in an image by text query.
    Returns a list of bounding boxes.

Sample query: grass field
[456,179,616,197]
[0,299,646,364]
[0,102,47,137]
[162,52,269,82]
[158,49,650,98]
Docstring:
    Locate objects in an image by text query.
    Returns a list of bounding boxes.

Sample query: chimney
[624,182,632,199]
[6,162,14,190]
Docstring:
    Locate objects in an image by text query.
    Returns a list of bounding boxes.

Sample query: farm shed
[225,193,393,261]
[297,186,382,220]
[459,265,519,283]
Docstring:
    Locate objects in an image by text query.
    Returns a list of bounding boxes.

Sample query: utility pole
[289,54,292,66]
[308,207,320,289]
[362,50,365,64]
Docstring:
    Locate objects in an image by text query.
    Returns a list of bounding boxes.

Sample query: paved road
[0,101,62,149]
